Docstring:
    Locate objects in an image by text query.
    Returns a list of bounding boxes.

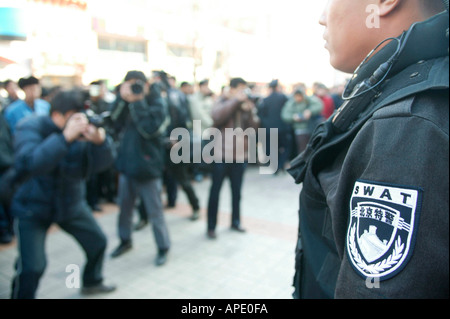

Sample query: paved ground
[0,166,301,300]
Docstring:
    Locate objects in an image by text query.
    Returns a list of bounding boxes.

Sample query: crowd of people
[0,71,340,299]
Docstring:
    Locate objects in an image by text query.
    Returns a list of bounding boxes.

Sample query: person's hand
[241,101,254,112]
[293,114,303,123]
[120,81,146,103]
[235,90,248,103]
[81,125,106,145]
[303,109,312,121]
[63,113,89,143]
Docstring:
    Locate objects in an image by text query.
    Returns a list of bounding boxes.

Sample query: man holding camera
[10,90,116,299]
[109,71,171,266]
[206,78,260,239]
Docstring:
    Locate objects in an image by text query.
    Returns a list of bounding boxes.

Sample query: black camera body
[85,109,112,128]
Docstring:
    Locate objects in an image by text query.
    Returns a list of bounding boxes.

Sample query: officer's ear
[377,0,402,17]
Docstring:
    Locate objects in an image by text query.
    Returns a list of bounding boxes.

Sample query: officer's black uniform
[289,11,449,299]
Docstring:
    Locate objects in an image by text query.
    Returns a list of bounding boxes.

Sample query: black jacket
[11,115,115,222]
[289,12,449,299]
[257,91,289,132]
[0,114,13,174]
[110,91,168,181]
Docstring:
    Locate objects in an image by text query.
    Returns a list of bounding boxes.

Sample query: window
[98,36,147,56]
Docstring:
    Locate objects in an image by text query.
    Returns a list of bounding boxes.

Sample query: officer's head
[319,0,446,73]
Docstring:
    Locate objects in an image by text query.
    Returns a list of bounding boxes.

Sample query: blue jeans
[11,205,107,299]
[207,163,247,231]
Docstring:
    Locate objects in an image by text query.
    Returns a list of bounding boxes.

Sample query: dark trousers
[295,133,310,156]
[0,203,12,234]
[207,163,246,231]
[11,206,107,299]
[87,168,116,207]
[164,164,200,211]
[263,129,293,172]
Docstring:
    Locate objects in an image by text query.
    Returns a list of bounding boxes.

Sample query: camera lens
[131,81,144,95]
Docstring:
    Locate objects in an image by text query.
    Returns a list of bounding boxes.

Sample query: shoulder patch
[347,180,423,281]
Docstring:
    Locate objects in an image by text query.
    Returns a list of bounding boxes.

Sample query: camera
[85,109,112,128]
[131,80,145,95]
[244,88,261,104]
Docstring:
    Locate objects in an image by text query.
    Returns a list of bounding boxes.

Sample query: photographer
[109,71,171,267]
[10,90,116,299]
[206,77,260,239]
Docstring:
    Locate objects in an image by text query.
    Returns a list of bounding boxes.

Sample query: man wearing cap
[10,90,116,299]
[4,76,50,134]
[109,71,171,266]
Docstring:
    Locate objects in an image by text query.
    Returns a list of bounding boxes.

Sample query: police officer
[288,0,449,299]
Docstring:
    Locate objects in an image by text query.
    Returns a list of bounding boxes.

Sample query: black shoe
[81,283,117,296]
[155,250,169,266]
[207,230,217,239]
[111,241,132,258]
[134,219,148,231]
[190,210,200,221]
[231,225,246,233]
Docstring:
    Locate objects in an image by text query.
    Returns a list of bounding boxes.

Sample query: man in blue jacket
[4,76,50,134]
[10,90,116,299]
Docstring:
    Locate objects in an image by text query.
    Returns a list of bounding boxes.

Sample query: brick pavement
[0,166,301,299]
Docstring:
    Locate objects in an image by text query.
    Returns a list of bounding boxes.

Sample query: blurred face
[229,83,248,97]
[199,84,210,96]
[5,82,19,99]
[294,94,305,103]
[23,84,42,101]
[320,0,375,73]
[52,110,77,129]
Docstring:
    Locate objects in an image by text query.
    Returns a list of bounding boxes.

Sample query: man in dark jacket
[289,0,449,299]
[257,80,290,174]
[10,90,116,299]
[109,71,171,266]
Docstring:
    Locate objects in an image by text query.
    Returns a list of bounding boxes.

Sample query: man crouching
[10,90,116,299]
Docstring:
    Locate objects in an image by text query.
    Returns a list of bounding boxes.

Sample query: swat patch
[347,180,423,281]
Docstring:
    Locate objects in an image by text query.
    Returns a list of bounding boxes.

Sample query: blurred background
[0,0,348,93]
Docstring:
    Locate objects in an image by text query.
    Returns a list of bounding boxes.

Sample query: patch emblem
[347,180,422,281]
